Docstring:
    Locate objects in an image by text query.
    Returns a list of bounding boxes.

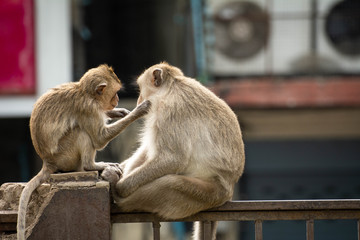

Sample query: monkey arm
[120,145,147,175]
[116,151,187,198]
[89,101,151,149]
[102,101,150,142]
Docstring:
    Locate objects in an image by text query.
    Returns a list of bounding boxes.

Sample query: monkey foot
[101,165,122,184]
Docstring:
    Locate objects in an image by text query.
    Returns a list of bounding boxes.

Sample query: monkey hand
[106,108,131,119]
[134,100,151,116]
[101,165,122,184]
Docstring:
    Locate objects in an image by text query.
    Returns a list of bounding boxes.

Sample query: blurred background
[0,0,360,239]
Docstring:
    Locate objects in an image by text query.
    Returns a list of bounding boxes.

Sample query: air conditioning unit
[206,0,360,77]
[317,0,360,73]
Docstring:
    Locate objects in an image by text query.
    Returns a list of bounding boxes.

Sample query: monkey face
[102,82,121,111]
[79,64,122,111]
[136,70,154,105]
[93,78,121,111]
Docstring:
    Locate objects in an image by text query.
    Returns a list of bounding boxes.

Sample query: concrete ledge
[49,171,99,183]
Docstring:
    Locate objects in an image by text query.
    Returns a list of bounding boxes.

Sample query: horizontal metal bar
[111,200,360,215]
[208,200,360,212]
[111,210,360,223]
[0,210,17,223]
[3,200,360,229]
[0,223,17,232]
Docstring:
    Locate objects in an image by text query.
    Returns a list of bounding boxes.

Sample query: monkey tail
[17,166,51,240]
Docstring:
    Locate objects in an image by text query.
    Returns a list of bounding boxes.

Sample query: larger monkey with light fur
[17,64,150,240]
[102,62,245,240]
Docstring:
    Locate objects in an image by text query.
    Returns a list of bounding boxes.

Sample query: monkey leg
[115,174,231,220]
[79,144,106,171]
[77,134,122,172]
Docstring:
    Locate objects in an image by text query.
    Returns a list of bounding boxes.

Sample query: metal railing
[1,199,360,239]
[111,199,360,240]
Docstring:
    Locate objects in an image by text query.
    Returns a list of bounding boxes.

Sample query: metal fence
[1,199,360,239]
[111,200,360,240]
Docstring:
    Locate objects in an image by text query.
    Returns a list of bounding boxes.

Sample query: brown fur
[17,64,151,240]
[102,62,245,240]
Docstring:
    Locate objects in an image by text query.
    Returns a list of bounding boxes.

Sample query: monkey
[17,64,151,240]
[101,62,245,240]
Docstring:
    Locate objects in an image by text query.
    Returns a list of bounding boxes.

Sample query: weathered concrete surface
[0,182,25,212]
[0,171,111,240]
[0,181,49,239]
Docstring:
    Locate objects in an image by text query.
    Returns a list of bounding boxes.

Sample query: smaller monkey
[102,62,245,240]
[17,64,151,240]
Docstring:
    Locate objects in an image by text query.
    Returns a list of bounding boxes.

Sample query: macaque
[102,62,245,240]
[17,64,151,240]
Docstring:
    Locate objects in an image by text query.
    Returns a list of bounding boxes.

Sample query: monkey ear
[96,83,107,95]
[152,68,163,87]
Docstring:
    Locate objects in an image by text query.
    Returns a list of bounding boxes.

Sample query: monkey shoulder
[31,83,92,137]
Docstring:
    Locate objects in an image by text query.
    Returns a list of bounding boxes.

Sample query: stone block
[26,173,110,240]
[0,172,111,240]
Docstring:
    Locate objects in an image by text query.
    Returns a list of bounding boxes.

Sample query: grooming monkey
[17,64,151,240]
[102,62,245,240]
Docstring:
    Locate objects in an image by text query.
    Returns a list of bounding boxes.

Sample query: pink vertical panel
[0,0,35,95]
